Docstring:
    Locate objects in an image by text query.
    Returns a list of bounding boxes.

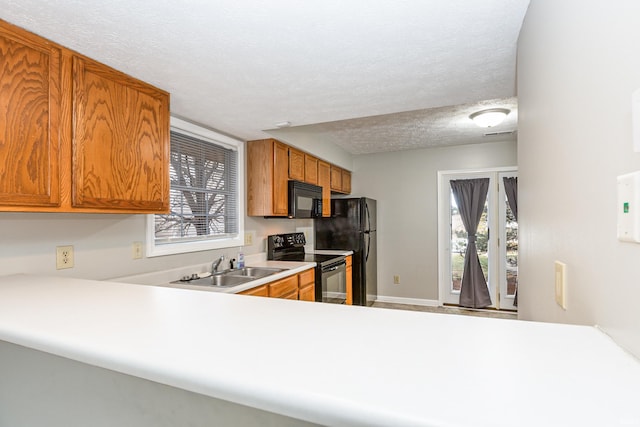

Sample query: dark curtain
[450,179,492,308]
[503,177,518,306]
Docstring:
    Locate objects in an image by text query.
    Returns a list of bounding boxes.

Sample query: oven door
[320,259,347,304]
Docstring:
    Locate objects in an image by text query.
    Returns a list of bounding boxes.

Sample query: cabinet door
[288,147,305,181]
[239,284,269,297]
[269,275,298,298]
[72,56,169,211]
[341,170,352,194]
[299,285,315,301]
[346,255,353,305]
[317,161,331,217]
[304,154,318,185]
[273,140,289,215]
[0,23,61,207]
[330,166,342,191]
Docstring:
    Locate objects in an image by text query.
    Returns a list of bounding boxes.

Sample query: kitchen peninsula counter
[1,274,640,426]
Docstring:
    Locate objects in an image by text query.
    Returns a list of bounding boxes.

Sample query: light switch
[555,261,566,310]
[617,171,640,242]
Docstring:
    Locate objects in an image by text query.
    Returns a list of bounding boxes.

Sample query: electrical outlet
[393,275,400,285]
[56,245,74,269]
[244,231,254,246]
[132,241,143,259]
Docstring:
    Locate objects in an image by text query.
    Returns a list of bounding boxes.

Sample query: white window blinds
[154,130,238,244]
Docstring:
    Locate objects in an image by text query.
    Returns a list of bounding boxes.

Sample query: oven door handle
[322,261,346,273]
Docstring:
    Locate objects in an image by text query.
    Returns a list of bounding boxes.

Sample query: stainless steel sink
[226,267,286,278]
[171,266,287,288]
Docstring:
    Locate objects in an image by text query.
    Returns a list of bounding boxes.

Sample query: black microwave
[288,180,323,218]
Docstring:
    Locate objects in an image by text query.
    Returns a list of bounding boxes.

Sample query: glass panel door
[498,172,518,310]
[438,168,517,311]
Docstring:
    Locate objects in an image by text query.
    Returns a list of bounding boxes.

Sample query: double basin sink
[172,267,287,288]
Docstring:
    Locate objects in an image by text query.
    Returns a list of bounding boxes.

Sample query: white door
[437,168,518,311]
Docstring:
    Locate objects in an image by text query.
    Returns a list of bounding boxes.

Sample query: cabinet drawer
[280,289,299,300]
[239,284,268,297]
[269,276,298,298]
[298,268,315,287]
[299,284,315,302]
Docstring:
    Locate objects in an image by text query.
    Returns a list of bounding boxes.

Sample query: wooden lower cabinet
[268,275,298,299]
[239,284,268,297]
[346,255,353,305]
[298,268,315,302]
[238,268,315,302]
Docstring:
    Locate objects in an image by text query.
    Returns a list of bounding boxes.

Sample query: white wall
[352,140,517,302]
[266,128,354,171]
[517,0,640,357]
[0,211,307,280]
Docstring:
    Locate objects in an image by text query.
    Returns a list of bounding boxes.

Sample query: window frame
[146,116,244,257]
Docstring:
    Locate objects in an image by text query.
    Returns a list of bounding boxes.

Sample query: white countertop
[1,274,640,426]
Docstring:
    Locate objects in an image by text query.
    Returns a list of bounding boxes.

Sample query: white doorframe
[437,167,518,310]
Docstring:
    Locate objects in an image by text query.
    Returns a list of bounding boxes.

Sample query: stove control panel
[267,232,307,259]
[268,232,306,249]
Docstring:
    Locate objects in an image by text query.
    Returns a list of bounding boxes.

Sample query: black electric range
[267,233,347,303]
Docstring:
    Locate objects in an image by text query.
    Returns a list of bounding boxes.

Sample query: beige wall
[352,140,517,302]
[0,211,307,280]
[517,0,640,357]
[266,128,354,171]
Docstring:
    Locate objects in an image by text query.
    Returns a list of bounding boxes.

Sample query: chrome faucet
[212,255,225,274]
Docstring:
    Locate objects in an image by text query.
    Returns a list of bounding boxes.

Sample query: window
[146,117,244,256]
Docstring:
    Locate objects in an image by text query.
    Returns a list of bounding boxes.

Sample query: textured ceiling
[0,1,529,154]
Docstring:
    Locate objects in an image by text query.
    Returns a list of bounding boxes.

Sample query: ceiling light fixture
[469,108,510,128]
[275,121,292,128]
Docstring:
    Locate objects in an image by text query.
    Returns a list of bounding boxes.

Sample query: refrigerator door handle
[365,233,371,263]
[365,202,371,233]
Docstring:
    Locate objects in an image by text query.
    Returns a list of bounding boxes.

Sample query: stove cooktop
[275,252,343,267]
[266,232,345,268]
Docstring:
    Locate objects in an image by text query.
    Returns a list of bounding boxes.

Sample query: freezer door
[315,199,362,250]
[364,198,377,232]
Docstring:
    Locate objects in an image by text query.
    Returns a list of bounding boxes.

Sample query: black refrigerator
[314,198,377,306]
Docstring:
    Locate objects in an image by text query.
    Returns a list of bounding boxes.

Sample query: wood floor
[371,302,518,320]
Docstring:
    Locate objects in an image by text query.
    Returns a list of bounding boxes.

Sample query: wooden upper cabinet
[0,19,170,213]
[330,165,351,194]
[317,160,331,217]
[247,139,288,216]
[0,20,61,207]
[72,56,169,211]
[273,141,289,215]
[341,169,352,194]
[288,147,304,181]
[304,154,318,185]
[247,138,351,216]
[330,165,343,191]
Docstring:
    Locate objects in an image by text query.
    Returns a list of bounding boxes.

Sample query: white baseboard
[374,295,439,307]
